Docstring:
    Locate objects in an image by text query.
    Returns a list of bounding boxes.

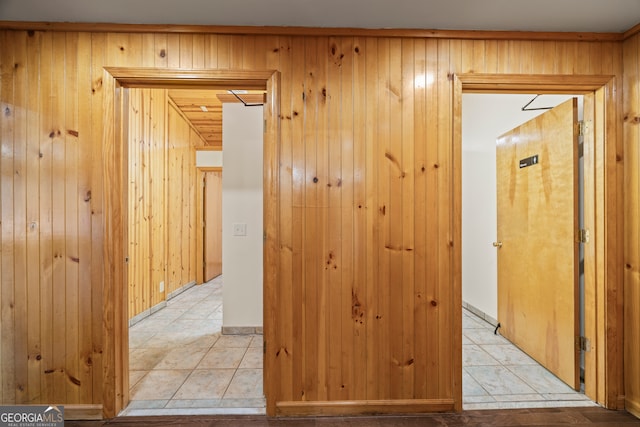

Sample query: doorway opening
[101,68,280,418]
[454,73,622,411]
[124,88,265,415]
[461,93,591,409]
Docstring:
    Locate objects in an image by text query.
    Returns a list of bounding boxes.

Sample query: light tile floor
[122,276,266,416]
[462,308,597,410]
[122,277,596,415]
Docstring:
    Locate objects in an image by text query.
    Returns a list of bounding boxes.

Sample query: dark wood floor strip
[66,407,640,426]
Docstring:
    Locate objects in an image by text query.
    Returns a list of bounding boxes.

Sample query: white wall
[196,150,223,167]
[221,103,263,328]
[462,94,578,320]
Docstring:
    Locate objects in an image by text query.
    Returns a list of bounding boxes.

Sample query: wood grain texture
[623,31,640,418]
[0,28,630,418]
[496,99,579,390]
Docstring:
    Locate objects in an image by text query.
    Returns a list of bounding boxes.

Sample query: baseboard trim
[275,399,455,416]
[128,281,197,327]
[222,326,263,335]
[64,404,103,420]
[167,280,197,300]
[462,301,498,327]
[626,397,640,418]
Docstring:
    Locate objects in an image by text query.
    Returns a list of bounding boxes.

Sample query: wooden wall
[127,89,200,319]
[624,31,640,418]
[127,88,167,318]
[0,27,631,416]
[165,102,199,295]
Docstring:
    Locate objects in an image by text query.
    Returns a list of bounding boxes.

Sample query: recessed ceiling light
[200,105,208,112]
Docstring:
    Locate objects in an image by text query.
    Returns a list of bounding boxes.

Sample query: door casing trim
[102,68,280,418]
[453,73,623,409]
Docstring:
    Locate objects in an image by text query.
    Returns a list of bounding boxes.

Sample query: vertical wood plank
[204,35,218,69]
[192,35,205,69]
[376,37,391,399]
[401,38,416,398]
[76,31,94,404]
[302,35,319,402]
[152,89,167,306]
[25,30,43,404]
[154,34,168,68]
[216,35,231,69]
[315,35,329,402]
[275,35,294,402]
[166,34,180,69]
[39,30,55,403]
[437,38,453,398]
[327,36,343,400]
[179,34,193,69]
[412,37,428,398]
[387,37,404,399]
[351,35,367,401]
[424,38,439,399]
[64,31,81,404]
[364,36,379,400]
[623,32,640,416]
[12,30,28,405]
[289,36,305,402]
[1,30,17,404]
[339,36,355,401]
[90,31,106,407]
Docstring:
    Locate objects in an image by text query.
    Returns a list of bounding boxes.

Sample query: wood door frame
[453,74,624,409]
[196,166,223,285]
[101,68,280,418]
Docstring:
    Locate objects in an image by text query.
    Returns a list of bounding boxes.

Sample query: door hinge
[578,228,590,243]
[577,120,588,137]
[576,336,591,352]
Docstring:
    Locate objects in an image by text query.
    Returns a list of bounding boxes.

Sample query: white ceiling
[1,0,639,33]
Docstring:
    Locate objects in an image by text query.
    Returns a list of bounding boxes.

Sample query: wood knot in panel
[275,346,290,357]
[352,290,364,323]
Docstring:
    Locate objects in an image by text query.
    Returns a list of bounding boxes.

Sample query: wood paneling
[127,89,168,318]
[127,90,202,319]
[623,31,640,419]
[166,102,199,296]
[0,27,630,418]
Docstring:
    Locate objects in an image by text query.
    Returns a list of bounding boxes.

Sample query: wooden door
[204,170,223,281]
[496,98,580,390]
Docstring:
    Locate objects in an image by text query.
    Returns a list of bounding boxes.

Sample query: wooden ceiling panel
[168,89,264,148]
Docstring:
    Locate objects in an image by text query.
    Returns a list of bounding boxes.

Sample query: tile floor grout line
[127,276,265,413]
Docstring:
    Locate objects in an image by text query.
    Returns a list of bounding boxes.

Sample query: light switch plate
[233,223,247,236]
